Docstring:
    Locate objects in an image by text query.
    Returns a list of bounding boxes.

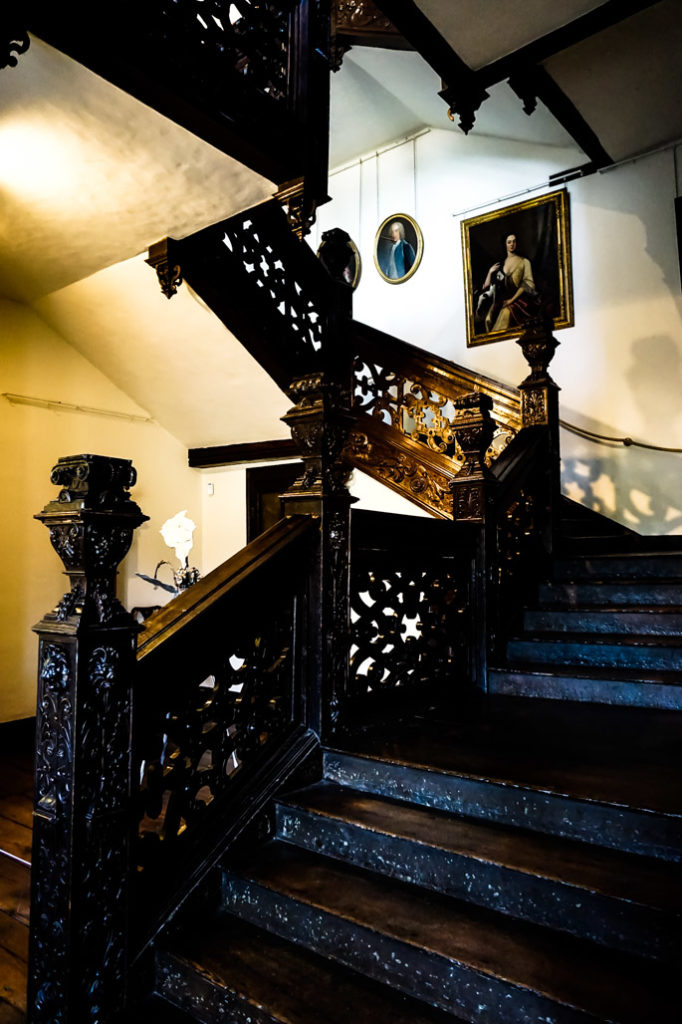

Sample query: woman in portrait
[478,232,540,333]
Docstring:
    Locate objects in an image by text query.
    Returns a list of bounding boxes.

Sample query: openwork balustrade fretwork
[347,513,471,710]
[136,592,298,871]
[353,352,517,467]
[179,202,344,388]
[140,0,292,107]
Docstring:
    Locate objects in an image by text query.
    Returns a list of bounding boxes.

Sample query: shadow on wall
[625,334,682,439]
[561,440,682,536]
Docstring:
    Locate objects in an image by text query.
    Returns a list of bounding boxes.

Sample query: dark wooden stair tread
[225,843,676,1023]
[337,698,682,816]
[160,917,463,1024]
[279,781,682,911]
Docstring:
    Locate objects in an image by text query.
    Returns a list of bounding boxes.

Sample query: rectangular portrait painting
[461,189,574,347]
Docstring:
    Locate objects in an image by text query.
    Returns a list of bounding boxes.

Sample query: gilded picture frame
[461,189,574,347]
[374,213,424,284]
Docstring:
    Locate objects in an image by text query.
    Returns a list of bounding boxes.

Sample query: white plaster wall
[312,129,682,534]
[0,299,202,722]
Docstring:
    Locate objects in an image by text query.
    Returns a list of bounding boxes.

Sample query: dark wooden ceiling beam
[511,66,612,168]
[370,0,488,133]
[188,439,299,469]
[478,0,664,88]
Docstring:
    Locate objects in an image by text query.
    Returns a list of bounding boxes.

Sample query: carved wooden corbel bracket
[331,0,404,71]
[146,238,182,299]
[440,76,490,135]
[1,18,29,70]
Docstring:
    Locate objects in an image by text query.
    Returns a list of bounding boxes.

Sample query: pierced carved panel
[145,0,292,106]
[349,561,467,700]
[347,430,453,518]
[136,599,297,869]
[352,354,518,473]
[214,211,327,364]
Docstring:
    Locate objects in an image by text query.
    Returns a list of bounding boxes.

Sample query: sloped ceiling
[331,48,576,168]
[544,1,682,161]
[409,0,682,164]
[0,37,274,303]
[34,254,291,449]
[412,0,604,70]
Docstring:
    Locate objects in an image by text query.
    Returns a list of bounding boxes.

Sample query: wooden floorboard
[0,944,27,1013]
[0,857,30,927]
[0,735,31,1022]
[0,798,32,834]
[0,820,31,867]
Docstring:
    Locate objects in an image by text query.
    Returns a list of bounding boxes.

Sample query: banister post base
[28,455,147,1024]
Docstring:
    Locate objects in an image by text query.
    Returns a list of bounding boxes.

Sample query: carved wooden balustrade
[133,514,318,947]
[150,200,353,393]
[346,509,476,726]
[346,320,523,518]
[26,0,331,227]
[29,457,320,1023]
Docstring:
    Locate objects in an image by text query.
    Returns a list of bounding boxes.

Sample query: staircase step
[554,553,682,582]
[507,635,682,672]
[276,781,681,960]
[323,750,682,861]
[524,608,682,636]
[489,665,682,710]
[222,843,676,1024]
[538,580,682,607]
[157,917,460,1024]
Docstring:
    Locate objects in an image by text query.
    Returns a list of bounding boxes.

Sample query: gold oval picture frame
[374,213,424,284]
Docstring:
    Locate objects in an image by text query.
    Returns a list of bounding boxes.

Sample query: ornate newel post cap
[449,391,496,523]
[450,391,495,476]
[516,318,560,386]
[281,373,355,500]
[516,319,561,429]
[35,455,148,628]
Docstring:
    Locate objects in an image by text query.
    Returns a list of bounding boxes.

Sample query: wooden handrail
[138,514,315,660]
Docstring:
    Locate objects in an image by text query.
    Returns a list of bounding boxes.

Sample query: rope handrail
[560,420,682,453]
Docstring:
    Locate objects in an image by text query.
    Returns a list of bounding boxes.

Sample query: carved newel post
[517,319,561,553]
[281,373,356,740]
[449,391,496,523]
[29,455,148,1024]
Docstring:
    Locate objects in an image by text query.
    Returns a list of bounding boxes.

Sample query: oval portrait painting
[374,213,423,284]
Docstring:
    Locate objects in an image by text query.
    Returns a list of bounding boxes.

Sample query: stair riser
[223,874,597,1024]
[538,583,682,607]
[554,557,682,581]
[488,669,682,711]
[507,639,682,671]
[523,610,682,636]
[276,804,676,961]
[156,953,279,1024]
[323,753,682,861]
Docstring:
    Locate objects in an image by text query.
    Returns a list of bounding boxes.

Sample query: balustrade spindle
[29,454,147,1024]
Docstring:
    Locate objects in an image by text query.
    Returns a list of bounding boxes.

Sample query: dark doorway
[246,462,303,542]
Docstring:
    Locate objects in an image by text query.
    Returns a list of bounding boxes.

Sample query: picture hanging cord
[413,137,417,217]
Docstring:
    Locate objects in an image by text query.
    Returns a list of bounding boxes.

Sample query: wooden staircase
[153,695,682,1024]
